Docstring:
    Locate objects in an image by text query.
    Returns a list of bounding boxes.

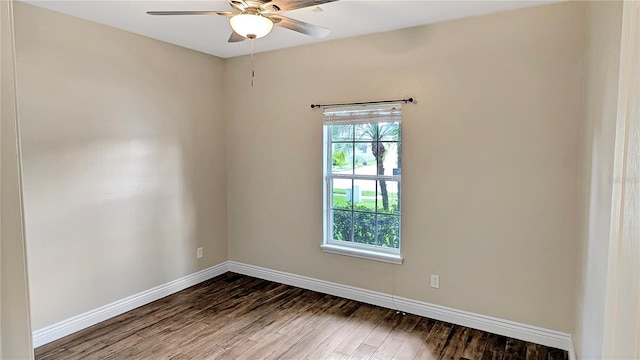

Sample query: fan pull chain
[250,37,255,88]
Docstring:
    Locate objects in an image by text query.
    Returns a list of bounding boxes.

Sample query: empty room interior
[1,0,639,359]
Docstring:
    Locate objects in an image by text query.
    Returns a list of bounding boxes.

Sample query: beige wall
[13,2,227,330]
[1,0,33,358]
[573,1,623,359]
[226,2,585,333]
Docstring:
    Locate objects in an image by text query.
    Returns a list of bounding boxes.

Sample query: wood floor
[36,273,568,360]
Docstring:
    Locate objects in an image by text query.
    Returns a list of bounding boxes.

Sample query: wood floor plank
[325,351,351,360]
[394,314,423,333]
[211,339,257,359]
[461,329,489,360]
[412,318,438,337]
[100,335,157,360]
[349,343,378,360]
[291,296,354,329]
[190,345,226,360]
[247,289,317,341]
[169,355,189,360]
[260,325,317,360]
[301,305,378,359]
[547,348,569,360]
[60,339,110,360]
[235,331,287,360]
[280,313,353,359]
[167,332,226,360]
[413,321,454,360]
[75,334,145,360]
[481,333,508,360]
[35,348,72,360]
[503,338,527,360]
[392,333,425,360]
[135,322,210,360]
[334,306,390,355]
[276,293,341,334]
[35,273,568,360]
[438,325,473,360]
[370,335,404,360]
[525,343,548,360]
[390,315,431,360]
[362,309,399,347]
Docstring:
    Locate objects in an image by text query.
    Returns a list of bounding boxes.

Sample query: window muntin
[323,104,402,260]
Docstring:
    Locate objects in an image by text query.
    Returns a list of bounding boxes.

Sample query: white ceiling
[22,0,564,58]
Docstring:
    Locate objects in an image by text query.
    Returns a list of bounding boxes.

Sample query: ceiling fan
[147,0,337,42]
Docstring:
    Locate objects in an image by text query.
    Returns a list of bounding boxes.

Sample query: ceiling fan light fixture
[230,13,274,39]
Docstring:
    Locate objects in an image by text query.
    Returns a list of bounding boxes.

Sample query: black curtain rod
[310,98,414,109]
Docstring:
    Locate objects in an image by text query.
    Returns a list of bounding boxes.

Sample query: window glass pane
[382,142,400,176]
[355,123,378,142]
[376,181,400,214]
[377,214,400,248]
[331,124,353,141]
[354,122,400,142]
[331,179,352,210]
[395,142,402,175]
[332,143,353,174]
[353,212,376,245]
[332,210,352,242]
[352,179,376,212]
[378,122,400,141]
[353,143,375,175]
[373,141,400,176]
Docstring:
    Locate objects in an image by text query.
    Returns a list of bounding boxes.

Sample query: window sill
[320,244,403,265]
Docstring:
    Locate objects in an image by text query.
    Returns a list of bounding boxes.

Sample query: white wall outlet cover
[430,275,440,289]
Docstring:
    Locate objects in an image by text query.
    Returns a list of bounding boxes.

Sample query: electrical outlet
[430,275,440,289]
[197,247,203,259]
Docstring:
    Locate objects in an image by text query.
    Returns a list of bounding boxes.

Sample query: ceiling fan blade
[268,0,337,13]
[269,15,330,38]
[228,31,246,43]
[229,0,248,11]
[146,10,233,16]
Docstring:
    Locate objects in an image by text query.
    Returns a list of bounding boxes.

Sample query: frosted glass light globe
[230,13,274,39]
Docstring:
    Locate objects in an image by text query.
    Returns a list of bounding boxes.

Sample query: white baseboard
[228,261,575,355]
[32,262,229,348]
[33,260,576,358]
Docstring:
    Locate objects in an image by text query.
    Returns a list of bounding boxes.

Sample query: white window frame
[321,103,403,264]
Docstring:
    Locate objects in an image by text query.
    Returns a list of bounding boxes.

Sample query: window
[322,103,403,264]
